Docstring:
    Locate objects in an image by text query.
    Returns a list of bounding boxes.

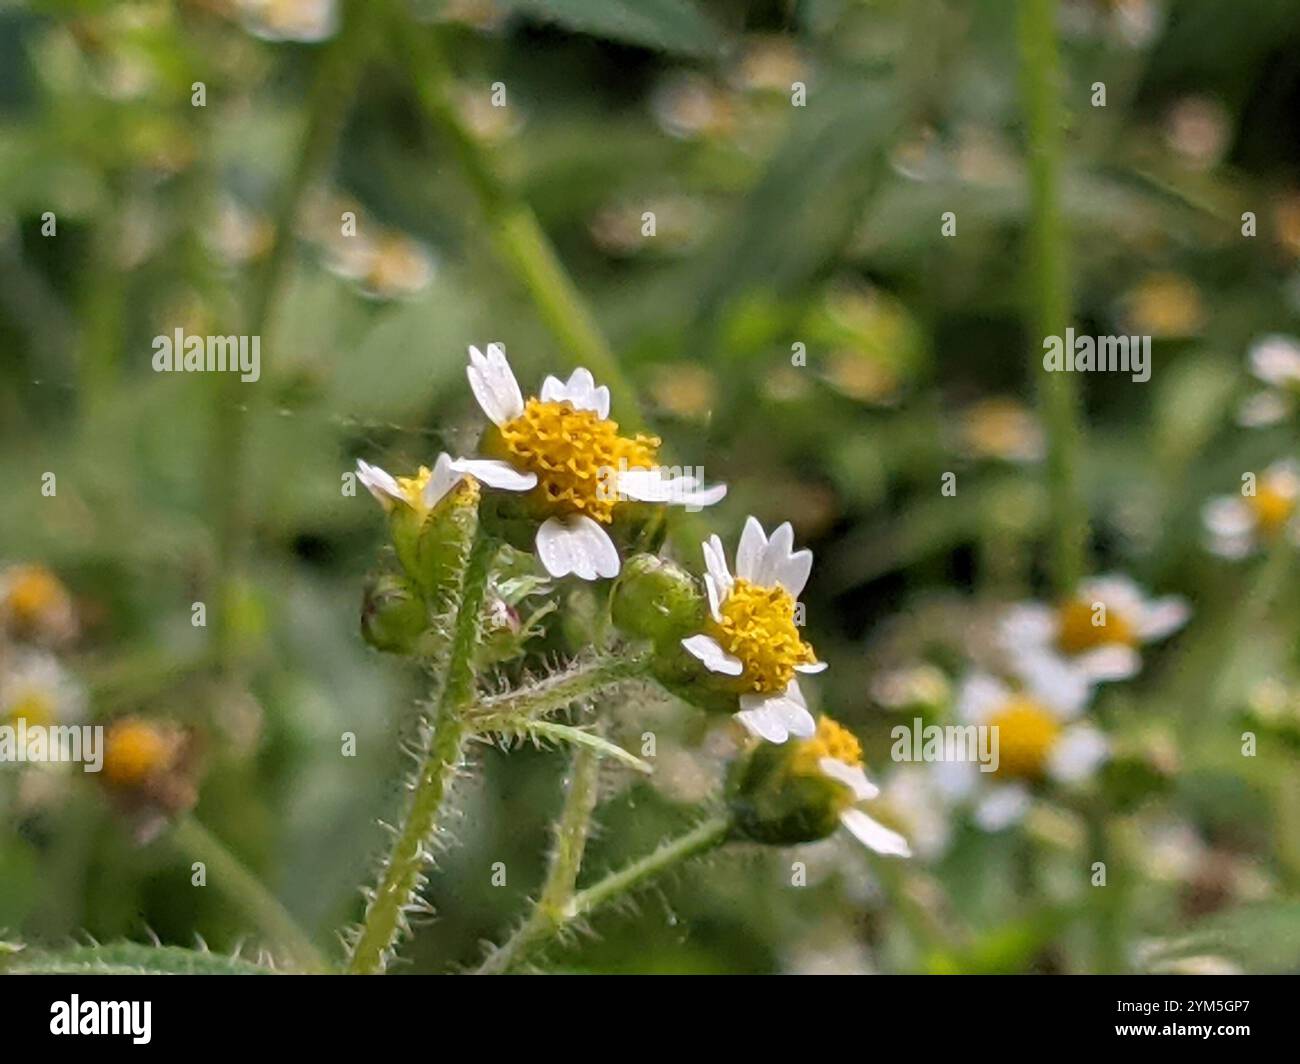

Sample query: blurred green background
[2,0,1300,974]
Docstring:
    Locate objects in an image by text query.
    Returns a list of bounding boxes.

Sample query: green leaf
[4,943,277,975]
[525,720,653,774]
[1142,902,1300,973]
[501,0,724,56]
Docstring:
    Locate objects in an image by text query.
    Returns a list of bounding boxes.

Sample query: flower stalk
[347,527,495,974]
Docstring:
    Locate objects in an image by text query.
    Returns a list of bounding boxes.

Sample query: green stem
[1084,800,1126,973]
[477,740,604,975]
[208,0,375,666]
[1017,0,1086,595]
[347,531,495,974]
[171,815,327,973]
[464,651,652,732]
[475,814,732,974]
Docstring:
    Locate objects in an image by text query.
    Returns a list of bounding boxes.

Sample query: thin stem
[1084,799,1126,973]
[347,531,495,974]
[171,815,327,973]
[475,814,732,974]
[207,0,376,666]
[464,651,652,732]
[1017,0,1086,595]
[476,740,604,975]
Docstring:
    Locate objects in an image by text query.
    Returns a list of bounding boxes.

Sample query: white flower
[355,451,533,517]
[465,344,725,580]
[1237,335,1300,427]
[1000,573,1190,684]
[680,516,826,743]
[239,0,338,43]
[1,652,85,733]
[875,764,955,861]
[1202,459,1300,559]
[941,656,1109,831]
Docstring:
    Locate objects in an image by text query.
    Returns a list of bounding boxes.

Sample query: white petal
[974,785,1032,831]
[702,535,733,595]
[1000,603,1057,652]
[756,522,795,587]
[1016,652,1092,719]
[680,634,743,676]
[1248,334,1300,385]
[932,759,978,801]
[955,673,1010,724]
[534,516,620,580]
[466,343,524,426]
[356,459,404,506]
[1202,496,1253,538]
[735,705,791,743]
[839,808,911,857]
[819,757,879,800]
[616,469,706,503]
[740,681,815,738]
[795,660,828,674]
[735,516,768,582]
[1075,645,1141,682]
[447,457,537,492]
[1237,391,1289,428]
[704,573,723,622]
[422,453,463,509]
[775,548,813,597]
[541,367,608,417]
[1048,725,1109,783]
[1138,596,1190,641]
[1080,574,1143,619]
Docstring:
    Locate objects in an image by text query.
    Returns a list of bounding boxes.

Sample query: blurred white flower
[1203,459,1300,559]
[1237,335,1300,427]
[238,0,338,43]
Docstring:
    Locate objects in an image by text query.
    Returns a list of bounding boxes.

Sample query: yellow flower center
[5,566,67,626]
[987,697,1061,779]
[791,716,862,777]
[393,466,479,518]
[5,692,54,730]
[103,720,173,789]
[1055,599,1136,655]
[499,398,660,523]
[709,579,818,694]
[1249,481,1295,537]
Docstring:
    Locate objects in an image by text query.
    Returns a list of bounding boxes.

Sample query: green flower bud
[726,718,866,846]
[391,478,480,597]
[611,554,706,648]
[361,573,428,654]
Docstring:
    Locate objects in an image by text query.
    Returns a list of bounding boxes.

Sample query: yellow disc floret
[709,578,818,694]
[1056,599,1135,655]
[1249,480,1296,538]
[499,398,660,523]
[791,716,862,777]
[4,565,71,635]
[5,692,54,730]
[393,465,479,518]
[987,696,1061,779]
[103,719,174,790]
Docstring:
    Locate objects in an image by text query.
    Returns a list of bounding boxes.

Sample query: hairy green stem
[477,739,604,975]
[207,0,375,666]
[465,651,652,732]
[1017,0,1086,595]
[475,814,732,974]
[171,815,327,973]
[348,531,495,974]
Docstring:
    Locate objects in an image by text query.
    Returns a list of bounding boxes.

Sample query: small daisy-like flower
[1001,574,1189,684]
[681,516,826,742]
[238,0,337,43]
[1202,460,1300,559]
[941,657,1109,831]
[732,717,911,856]
[1,564,78,645]
[355,451,534,520]
[1,651,85,734]
[467,344,725,580]
[1237,335,1300,427]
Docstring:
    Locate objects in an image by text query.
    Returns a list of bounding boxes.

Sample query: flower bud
[611,554,706,648]
[726,736,846,846]
[361,573,427,654]
[392,478,480,596]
